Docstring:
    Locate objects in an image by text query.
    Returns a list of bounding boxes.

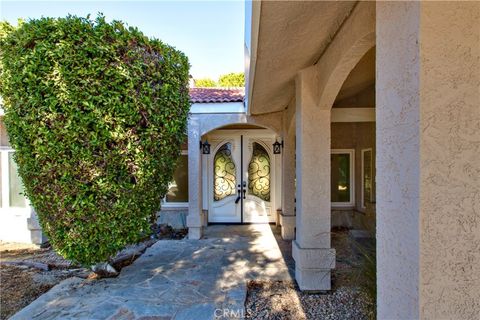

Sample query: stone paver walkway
[12,225,294,320]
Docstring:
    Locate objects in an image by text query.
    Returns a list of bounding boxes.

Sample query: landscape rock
[91,262,118,277]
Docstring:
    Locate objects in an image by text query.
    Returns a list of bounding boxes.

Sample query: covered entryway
[186,103,283,239]
[206,129,277,223]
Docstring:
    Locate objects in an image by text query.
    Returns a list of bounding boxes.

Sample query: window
[163,151,188,206]
[331,149,354,207]
[361,148,373,209]
[1,116,28,209]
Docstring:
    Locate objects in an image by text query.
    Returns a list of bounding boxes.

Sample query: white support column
[293,67,335,291]
[280,122,296,240]
[186,117,204,239]
[376,4,420,317]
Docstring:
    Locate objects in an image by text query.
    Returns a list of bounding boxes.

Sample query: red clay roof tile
[189,87,245,103]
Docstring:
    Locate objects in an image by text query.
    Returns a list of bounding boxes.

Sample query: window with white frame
[331,149,355,207]
[361,148,373,209]
[163,151,188,207]
[0,117,28,209]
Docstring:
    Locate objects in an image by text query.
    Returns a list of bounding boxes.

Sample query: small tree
[218,72,244,87]
[194,78,216,87]
[0,15,190,266]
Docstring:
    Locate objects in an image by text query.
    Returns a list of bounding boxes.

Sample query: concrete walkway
[12,225,294,320]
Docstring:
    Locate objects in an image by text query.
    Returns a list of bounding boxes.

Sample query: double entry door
[208,131,275,223]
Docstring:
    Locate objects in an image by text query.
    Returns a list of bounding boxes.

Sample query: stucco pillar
[377,2,480,319]
[27,209,47,245]
[186,117,204,239]
[280,122,296,240]
[293,68,335,291]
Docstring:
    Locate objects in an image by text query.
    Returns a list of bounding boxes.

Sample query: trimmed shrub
[0,15,190,265]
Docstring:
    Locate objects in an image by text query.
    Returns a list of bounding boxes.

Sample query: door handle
[242,181,247,199]
[235,184,241,204]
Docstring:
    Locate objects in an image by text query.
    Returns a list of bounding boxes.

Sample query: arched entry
[205,126,277,223]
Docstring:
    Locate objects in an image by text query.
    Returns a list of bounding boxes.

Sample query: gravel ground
[0,264,73,320]
[245,229,375,320]
[0,243,77,267]
[0,242,92,320]
[245,280,373,320]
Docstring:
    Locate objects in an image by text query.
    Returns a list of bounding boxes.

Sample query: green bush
[194,78,216,87]
[0,15,190,265]
[218,72,244,87]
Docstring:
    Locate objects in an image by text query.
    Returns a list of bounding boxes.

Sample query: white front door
[208,131,276,223]
[208,136,242,223]
[242,136,274,223]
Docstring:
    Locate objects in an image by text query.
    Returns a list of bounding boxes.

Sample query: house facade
[0,1,478,319]
[186,2,479,319]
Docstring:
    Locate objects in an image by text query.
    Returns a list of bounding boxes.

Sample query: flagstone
[11,225,293,320]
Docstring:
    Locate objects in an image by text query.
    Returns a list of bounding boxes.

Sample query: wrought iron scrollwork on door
[248,142,271,201]
[213,143,236,201]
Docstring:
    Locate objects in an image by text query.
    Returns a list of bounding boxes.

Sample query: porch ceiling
[249,1,357,115]
[335,47,375,103]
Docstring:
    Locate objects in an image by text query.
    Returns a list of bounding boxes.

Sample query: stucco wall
[0,210,33,243]
[419,2,480,319]
[377,2,480,319]
[157,208,188,229]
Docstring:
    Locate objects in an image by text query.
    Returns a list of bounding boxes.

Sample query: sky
[0,0,245,80]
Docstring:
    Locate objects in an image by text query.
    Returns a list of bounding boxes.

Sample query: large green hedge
[0,16,190,265]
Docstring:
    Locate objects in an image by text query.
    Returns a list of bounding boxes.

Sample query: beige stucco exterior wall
[419,2,480,318]
[279,98,296,239]
[377,2,480,319]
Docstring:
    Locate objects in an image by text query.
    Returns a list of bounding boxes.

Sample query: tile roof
[189,87,245,103]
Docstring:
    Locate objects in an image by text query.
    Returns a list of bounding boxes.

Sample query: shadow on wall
[157,209,187,229]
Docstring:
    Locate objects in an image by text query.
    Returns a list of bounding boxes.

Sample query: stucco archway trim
[190,112,283,137]
[313,1,376,110]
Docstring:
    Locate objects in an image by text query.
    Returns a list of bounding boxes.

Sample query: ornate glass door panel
[214,143,236,201]
[248,142,270,201]
[209,139,242,222]
[243,140,274,223]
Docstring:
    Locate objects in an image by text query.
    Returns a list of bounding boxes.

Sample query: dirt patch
[155,225,188,240]
[0,264,69,320]
[0,242,86,320]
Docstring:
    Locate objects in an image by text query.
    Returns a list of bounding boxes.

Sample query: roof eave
[245,0,261,116]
